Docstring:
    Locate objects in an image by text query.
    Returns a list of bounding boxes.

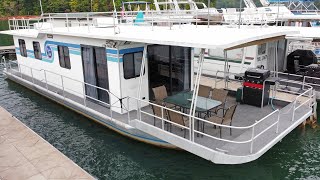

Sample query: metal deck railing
[2,60,315,157]
[3,60,132,121]
[7,8,290,35]
[127,72,314,155]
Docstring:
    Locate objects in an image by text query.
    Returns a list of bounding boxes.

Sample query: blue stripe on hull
[16,39,144,64]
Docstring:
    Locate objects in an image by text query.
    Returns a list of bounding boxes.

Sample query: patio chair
[198,85,212,98]
[210,88,228,114]
[151,101,166,126]
[206,104,237,138]
[152,85,175,108]
[166,109,189,138]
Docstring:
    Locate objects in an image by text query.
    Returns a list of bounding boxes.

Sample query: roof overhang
[0,25,298,50]
[285,27,320,40]
[225,35,286,51]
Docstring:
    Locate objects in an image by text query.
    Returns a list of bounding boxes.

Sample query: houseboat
[0,12,315,164]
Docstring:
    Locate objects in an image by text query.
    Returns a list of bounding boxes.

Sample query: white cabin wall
[118,43,149,112]
[106,47,122,114]
[13,34,124,114]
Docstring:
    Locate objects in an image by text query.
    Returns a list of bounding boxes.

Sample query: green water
[0,20,13,46]
[1,20,320,180]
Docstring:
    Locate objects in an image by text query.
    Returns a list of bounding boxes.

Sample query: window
[58,45,71,69]
[18,39,27,57]
[258,43,267,55]
[33,41,42,60]
[123,52,143,79]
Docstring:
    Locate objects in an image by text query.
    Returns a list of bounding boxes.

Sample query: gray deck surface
[6,68,312,156]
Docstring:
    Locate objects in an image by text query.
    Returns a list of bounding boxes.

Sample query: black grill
[243,68,270,107]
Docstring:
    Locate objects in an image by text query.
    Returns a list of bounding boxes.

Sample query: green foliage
[0,0,206,16]
[11,0,320,17]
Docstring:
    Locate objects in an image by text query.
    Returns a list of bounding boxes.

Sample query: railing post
[309,89,313,107]
[127,97,130,124]
[110,104,113,121]
[292,101,296,121]
[276,110,280,133]
[207,0,210,28]
[250,126,255,153]
[161,107,165,130]
[151,10,154,31]
[192,116,194,142]
[82,82,87,108]
[44,70,48,91]
[18,63,22,78]
[66,14,69,32]
[302,76,306,90]
[61,75,65,100]
[113,11,116,35]
[87,14,90,32]
[136,99,139,120]
[196,10,198,28]
[49,14,53,32]
[30,68,34,84]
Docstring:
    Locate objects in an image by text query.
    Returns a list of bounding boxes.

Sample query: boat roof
[282,14,320,20]
[0,25,297,50]
[285,26,320,40]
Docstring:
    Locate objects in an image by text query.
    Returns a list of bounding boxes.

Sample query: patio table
[164,91,222,135]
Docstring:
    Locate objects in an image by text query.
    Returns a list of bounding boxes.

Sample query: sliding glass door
[148,45,191,99]
[81,45,109,104]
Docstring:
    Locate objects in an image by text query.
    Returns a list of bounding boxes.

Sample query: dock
[0,107,95,180]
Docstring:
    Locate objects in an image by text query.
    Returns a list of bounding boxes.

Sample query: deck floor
[0,107,94,180]
[138,99,311,156]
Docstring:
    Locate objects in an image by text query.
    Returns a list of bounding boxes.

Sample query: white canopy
[0,25,298,50]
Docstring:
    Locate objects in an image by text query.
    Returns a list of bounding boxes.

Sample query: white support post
[189,48,205,142]
[137,44,148,121]
[223,51,229,89]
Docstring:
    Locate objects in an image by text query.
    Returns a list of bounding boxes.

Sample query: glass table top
[164,91,222,112]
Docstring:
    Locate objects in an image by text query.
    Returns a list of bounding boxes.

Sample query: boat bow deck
[128,96,312,164]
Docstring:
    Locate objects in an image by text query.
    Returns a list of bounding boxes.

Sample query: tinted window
[33,41,42,60]
[58,45,71,69]
[123,51,143,79]
[18,39,27,57]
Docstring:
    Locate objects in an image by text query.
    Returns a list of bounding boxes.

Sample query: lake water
[0,20,320,180]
